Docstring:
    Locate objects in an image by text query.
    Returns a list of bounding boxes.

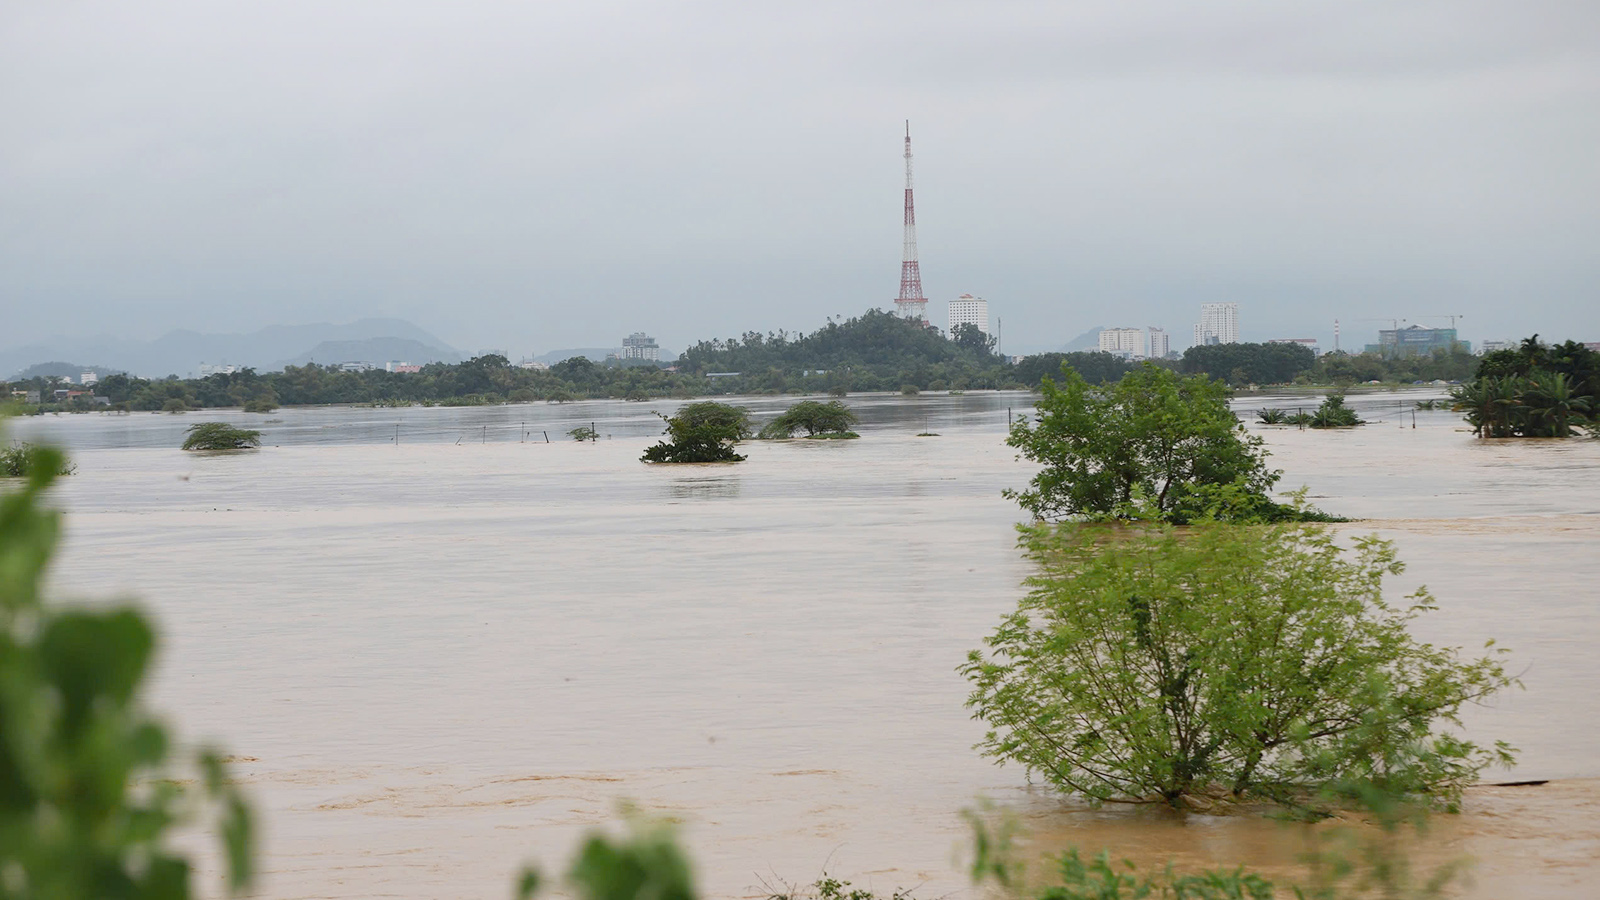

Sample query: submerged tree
[1005,363,1306,523]
[960,521,1515,812]
[758,400,859,439]
[181,422,262,450]
[1453,336,1600,438]
[1307,394,1364,428]
[641,401,751,463]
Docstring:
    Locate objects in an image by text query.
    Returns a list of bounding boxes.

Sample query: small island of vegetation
[1005,364,1333,524]
[757,400,859,440]
[181,422,262,451]
[640,402,751,463]
[1451,336,1599,438]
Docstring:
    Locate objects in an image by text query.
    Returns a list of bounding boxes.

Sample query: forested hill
[677,309,1009,391]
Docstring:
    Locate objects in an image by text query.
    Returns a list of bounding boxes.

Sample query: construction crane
[1355,317,1405,330]
[1413,314,1466,330]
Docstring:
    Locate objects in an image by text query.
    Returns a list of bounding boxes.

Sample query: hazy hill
[1,318,459,378]
[533,347,623,365]
[1061,327,1105,352]
[10,362,126,382]
[278,337,460,368]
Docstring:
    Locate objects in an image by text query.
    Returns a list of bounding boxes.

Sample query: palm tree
[1524,371,1591,438]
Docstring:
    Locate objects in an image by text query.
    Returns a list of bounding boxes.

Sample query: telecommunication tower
[893,122,928,323]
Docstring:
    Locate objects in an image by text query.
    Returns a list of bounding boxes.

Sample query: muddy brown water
[17,390,1600,898]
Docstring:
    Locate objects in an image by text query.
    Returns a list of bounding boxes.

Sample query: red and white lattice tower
[893,122,929,323]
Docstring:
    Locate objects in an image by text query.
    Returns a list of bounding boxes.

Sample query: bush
[570,426,600,442]
[960,521,1514,812]
[181,422,262,451]
[1006,363,1310,523]
[1,441,76,477]
[1308,393,1364,428]
[899,384,919,396]
[758,400,859,439]
[641,401,750,463]
[161,398,188,413]
[243,397,278,413]
[1256,408,1289,425]
[0,437,254,896]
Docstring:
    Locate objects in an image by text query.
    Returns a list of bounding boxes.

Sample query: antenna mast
[894,121,929,324]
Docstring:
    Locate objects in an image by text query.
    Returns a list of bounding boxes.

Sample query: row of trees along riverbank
[1,309,1582,414]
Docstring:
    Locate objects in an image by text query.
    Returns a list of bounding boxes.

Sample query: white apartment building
[1147,328,1170,359]
[1098,327,1146,358]
[1193,303,1240,346]
[947,294,990,335]
[621,332,660,361]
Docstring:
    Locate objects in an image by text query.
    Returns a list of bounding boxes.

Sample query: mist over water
[23,391,1600,899]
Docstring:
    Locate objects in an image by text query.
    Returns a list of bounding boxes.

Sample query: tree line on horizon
[0,308,1573,414]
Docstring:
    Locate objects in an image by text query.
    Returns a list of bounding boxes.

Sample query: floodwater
[14,390,1600,899]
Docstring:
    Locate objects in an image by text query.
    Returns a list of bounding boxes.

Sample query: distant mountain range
[1,318,461,379]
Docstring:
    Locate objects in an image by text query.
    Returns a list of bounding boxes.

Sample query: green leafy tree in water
[182,422,262,450]
[960,521,1515,812]
[1308,394,1364,428]
[1006,363,1302,523]
[758,400,859,439]
[641,401,751,463]
[0,439,254,898]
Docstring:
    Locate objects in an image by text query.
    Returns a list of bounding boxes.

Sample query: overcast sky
[3,0,1597,355]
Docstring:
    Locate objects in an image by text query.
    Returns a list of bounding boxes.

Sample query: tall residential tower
[1193,303,1239,346]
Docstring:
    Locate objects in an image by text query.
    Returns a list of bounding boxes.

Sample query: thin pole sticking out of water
[543,430,549,443]
[394,424,399,446]
[482,425,486,444]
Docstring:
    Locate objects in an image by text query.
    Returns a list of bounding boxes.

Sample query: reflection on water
[25,390,1600,899]
[665,472,742,501]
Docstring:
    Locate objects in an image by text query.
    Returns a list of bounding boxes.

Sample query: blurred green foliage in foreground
[0,437,252,899]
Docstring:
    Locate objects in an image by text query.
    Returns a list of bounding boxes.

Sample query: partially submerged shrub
[181,422,262,451]
[758,400,859,439]
[570,426,600,442]
[1308,393,1364,428]
[641,401,750,463]
[1256,408,1290,425]
[960,521,1514,812]
[1,442,76,477]
[1006,364,1319,523]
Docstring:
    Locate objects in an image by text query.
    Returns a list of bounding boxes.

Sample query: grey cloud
[2,0,1596,357]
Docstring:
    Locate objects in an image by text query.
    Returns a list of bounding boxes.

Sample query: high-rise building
[1098,327,1146,358]
[1364,326,1467,357]
[1147,328,1170,359]
[621,332,660,361]
[947,294,989,335]
[1193,303,1239,346]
